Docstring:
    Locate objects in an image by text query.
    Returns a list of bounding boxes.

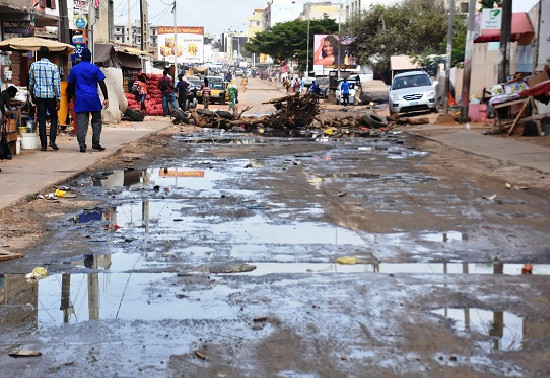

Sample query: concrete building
[263,0,303,29]
[297,1,343,21]
[113,21,158,53]
[248,8,264,39]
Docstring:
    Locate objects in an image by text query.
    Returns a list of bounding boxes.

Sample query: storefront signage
[73,0,89,13]
[482,8,502,30]
[74,15,87,29]
[157,26,204,64]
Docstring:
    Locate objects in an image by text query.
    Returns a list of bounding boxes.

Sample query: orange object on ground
[521,263,533,274]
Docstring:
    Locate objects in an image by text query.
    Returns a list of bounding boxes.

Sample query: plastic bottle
[466,122,471,130]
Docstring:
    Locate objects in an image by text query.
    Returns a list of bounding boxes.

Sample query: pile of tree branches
[262,93,320,129]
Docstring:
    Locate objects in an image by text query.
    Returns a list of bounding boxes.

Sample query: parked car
[335,80,357,105]
[388,70,437,114]
[234,68,244,76]
[358,80,389,105]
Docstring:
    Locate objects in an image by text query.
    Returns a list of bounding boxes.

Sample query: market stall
[489,67,550,136]
[0,37,74,154]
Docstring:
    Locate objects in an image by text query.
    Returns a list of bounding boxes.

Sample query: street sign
[482,8,502,30]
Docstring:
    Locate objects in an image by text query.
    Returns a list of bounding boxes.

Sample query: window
[461,2,469,13]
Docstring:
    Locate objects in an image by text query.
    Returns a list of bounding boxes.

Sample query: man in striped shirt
[29,46,61,151]
[202,83,211,110]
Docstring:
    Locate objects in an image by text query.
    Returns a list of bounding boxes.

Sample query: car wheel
[363,112,389,129]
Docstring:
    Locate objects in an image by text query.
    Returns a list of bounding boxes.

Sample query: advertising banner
[157,26,204,64]
[482,8,502,30]
[313,34,356,70]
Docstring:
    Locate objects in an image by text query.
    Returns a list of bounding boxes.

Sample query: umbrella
[0,37,74,54]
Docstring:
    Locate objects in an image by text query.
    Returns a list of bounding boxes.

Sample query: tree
[245,16,338,72]
[480,0,502,9]
[346,0,449,77]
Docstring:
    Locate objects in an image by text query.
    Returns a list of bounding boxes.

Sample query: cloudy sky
[113,0,541,36]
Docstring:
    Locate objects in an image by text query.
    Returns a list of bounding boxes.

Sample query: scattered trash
[37,194,44,200]
[336,256,357,265]
[338,192,347,198]
[194,351,207,360]
[55,188,67,197]
[340,355,349,361]
[0,249,24,262]
[253,316,268,322]
[521,263,533,274]
[25,266,47,279]
[482,194,496,201]
[505,183,529,190]
[9,350,42,358]
[45,193,58,200]
[209,263,257,274]
[9,208,23,213]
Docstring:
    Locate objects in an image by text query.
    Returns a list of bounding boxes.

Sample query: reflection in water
[432,308,550,352]
[231,263,550,276]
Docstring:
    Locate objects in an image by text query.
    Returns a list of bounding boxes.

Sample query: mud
[1,122,550,377]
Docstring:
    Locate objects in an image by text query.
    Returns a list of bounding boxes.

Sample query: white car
[335,80,357,105]
[389,71,437,114]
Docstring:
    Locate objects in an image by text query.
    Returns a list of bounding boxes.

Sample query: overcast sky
[113,0,542,36]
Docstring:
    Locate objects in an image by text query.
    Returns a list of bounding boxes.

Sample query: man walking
[67,48,109,153]
[158,69,177,116]
[202,82,211,110]
[28,46,61,151]
[341,77,350,107]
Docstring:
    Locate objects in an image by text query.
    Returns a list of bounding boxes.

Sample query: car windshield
[211,83,225,90]
[392,74,431,90]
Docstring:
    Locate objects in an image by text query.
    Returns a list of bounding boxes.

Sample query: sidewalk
[407,126,550,175]
[0,117,169,210]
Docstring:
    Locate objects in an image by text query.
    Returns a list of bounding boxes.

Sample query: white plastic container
[16,136,21,155]
[21,133,40,150]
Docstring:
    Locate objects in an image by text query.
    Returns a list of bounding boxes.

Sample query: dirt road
[1,77,549,377]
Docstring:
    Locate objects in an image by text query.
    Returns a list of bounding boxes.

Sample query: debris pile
[173,93,397,137]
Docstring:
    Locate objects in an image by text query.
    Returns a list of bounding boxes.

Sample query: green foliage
[480,0,502,9]
[245,16,338,71]
[345,0,451,75]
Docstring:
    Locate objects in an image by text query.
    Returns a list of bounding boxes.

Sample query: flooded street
[2,107,550,375]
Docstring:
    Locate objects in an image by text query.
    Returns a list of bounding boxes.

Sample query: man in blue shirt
[29,46,61,151]
[341,77,350,106]
[67,48,109,153]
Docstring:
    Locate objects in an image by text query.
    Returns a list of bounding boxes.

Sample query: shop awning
[475,12,534,44]
[117,52,142,69]
[0,36,74,53]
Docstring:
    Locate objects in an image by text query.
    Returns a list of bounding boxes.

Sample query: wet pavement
[2,128,550,376]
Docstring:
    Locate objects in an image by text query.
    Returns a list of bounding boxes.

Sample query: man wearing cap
[28,46,61,151]
[67,47,109,153]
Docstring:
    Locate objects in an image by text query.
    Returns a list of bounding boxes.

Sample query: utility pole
[497,0,512,83]
[173,0,178,83]
[441,0,455,115]
[305,0,310,76]
[57,0,70,78]
[127,0,131,45]
[532,0,542,74]
[140,0,149,53]
[459,0,477,123]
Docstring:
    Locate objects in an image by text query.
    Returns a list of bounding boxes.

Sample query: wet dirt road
[1,80,550,377]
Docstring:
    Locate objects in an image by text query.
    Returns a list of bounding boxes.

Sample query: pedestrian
[310,81,319,103]
[241,76,247,92]
[0,86,17,120]
[224,71,232,83]
[28,46,61,151]
[293,77,300,93]
[137,73,147,114]
[176,73,188,110]
[158,68,177,116]
[67,47,109,153]
[202,82,211,110]
[228,82,238,109]
[341,77,350,106]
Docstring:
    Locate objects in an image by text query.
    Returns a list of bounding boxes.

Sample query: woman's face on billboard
[323,40,334,56]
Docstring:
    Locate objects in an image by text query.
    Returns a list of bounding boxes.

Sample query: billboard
[157,26,204,64]
[313,34,356,69]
